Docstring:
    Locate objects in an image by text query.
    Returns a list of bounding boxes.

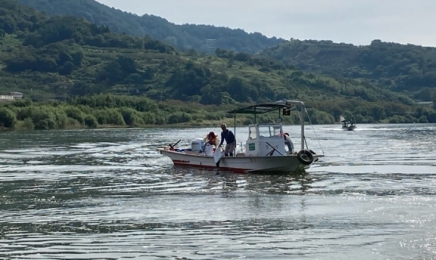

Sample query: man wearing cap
[284,132,294,154]
[219,124,236,157]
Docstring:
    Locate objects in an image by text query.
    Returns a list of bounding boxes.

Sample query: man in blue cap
[219,123,236,157]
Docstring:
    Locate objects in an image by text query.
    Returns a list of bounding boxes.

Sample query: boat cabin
[341,120,356,130]
[225,100,308,157]
[245,123,286,156]
[341,120,351,128]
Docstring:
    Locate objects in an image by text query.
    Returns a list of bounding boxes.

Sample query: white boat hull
[159,149,313,174]
[159,100,324,174]
[342,125,356,131]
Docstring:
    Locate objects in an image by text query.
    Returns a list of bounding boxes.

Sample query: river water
[0,124,435,259]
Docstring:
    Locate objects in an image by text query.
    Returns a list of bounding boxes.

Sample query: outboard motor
[191,138,205,152]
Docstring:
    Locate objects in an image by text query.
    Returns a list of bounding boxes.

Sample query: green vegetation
[257,39,436,100]
[1,0,436,131]
[0,94,290,130]
[2,93,435,131]
[17,0,285,54]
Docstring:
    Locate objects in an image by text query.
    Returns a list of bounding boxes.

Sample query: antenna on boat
[233,108,237,151]
[304,107,325,155]
[300,103,305,152]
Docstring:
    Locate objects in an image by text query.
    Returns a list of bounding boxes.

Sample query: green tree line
[2,94,436,131]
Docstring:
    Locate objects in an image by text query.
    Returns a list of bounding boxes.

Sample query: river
[1,124,435,259]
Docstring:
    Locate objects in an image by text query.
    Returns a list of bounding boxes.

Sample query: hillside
[17,0,286,54]
[18,0,436,103]
[256,39,436,101]
[1,0,436,127]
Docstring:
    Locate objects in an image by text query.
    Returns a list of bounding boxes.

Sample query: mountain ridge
[256,39,436,100]
[17,0,286,54]
[2,0,436,126]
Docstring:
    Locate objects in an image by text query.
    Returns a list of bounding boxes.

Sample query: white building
[9,92,23,99]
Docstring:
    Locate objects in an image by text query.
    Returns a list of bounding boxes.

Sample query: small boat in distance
[158,100,324,174]
[341,119,356,131]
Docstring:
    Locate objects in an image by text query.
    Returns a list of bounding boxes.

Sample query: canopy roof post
[226,99,307,151]
[301,105,305,151]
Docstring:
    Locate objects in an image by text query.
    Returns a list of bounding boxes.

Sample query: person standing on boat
[284,132,294,154]
[219,124,236,157]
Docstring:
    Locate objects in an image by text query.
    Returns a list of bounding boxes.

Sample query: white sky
[95,0,436,47]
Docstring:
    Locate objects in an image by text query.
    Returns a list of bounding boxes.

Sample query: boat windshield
[258,125,282,138]
[272,126,282,136]
[249,126,257,139]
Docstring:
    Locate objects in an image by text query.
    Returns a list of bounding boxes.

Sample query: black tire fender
[297,149,314,165]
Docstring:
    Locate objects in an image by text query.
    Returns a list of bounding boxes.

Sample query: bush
[11,98,32,108]
[0,107,17,128]
[65,117,81,128]
[53,108,68,129]
[64,106,84,124]
[16,117,34,130]
[106,108,125,125]
[84,114,98,128]
[142,111,156,125]
[16,107,32,120]
[418,115,429,123]
[93,109,108,124]
[93,108,126,126]
[167,112,192,124]
[29,107,62,130]
[34,118,56,130]
[119,107,143,126]
[205,113,222,121]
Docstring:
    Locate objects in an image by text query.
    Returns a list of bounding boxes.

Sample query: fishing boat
[341,119,356,131]
[158,100,324,174]
[340,116,356,131]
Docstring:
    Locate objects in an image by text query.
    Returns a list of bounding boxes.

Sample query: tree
[0,107,17,128]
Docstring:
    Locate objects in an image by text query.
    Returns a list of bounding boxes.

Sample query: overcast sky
[95,0,436,47]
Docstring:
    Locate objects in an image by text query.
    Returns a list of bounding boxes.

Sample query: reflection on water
[1,125,436,259]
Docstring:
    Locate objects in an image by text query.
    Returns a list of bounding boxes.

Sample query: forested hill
[21,0,436,103]
[2,0,436,126]
[256,39,436,101]
[17,0,436,102]
[17,0,286,54]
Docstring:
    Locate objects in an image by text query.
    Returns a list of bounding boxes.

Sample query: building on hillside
[0,91,23,103]
[205,39,217,50]
[0,95,15,103]
[9,92,23,99]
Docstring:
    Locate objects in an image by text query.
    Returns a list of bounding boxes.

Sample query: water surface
[1,124,435,259]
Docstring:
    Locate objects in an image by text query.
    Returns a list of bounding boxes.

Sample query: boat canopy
[226,100,307,151]
[227,100,304,115]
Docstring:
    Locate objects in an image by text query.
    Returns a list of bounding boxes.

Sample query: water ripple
[1,125,436,259]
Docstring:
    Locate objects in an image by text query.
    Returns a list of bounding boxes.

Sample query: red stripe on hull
[172,161,249,174]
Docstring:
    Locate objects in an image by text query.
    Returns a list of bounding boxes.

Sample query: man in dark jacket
[219,124,236,156]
